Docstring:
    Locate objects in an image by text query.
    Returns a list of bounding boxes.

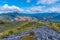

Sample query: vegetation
[48,22,60,32]
[0,21,42,38]
[0,21,60,38]
[20,31,37,40]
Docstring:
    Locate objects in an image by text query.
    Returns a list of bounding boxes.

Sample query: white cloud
[36,0,59,5]
[0,4,60,14]
[46,6,60,12]
[25,5,60,13]
[0,4,24,13]
[26,6,45,13]
[26,0,30,3]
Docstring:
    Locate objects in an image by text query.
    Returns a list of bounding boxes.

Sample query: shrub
[8,30,14,35]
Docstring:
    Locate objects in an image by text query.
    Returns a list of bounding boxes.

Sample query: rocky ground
[2,26,60,40]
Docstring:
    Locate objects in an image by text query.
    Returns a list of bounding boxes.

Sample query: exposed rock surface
[2,26,60,40]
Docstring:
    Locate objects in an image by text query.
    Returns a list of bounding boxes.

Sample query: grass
[39,21,60,32]
[0,21,60,38]
[48,22,60,33]
[0,21,42,38]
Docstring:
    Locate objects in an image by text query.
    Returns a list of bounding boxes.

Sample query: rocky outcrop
[2,26,60,40]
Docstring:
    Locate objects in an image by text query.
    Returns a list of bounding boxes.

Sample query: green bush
[8,30,14,35]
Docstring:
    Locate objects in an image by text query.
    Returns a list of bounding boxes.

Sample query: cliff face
[2,26,60,40]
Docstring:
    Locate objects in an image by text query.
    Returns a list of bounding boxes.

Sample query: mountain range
[0,12,60,22]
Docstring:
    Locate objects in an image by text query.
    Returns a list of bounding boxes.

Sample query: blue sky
[0,0,37,7]
[0,0,60,13]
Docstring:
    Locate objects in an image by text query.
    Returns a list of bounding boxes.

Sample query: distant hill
[0,12,60,22]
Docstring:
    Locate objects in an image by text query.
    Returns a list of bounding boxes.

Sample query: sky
[0,0,60,13]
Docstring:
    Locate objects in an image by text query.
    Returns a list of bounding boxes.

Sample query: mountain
[0,12,60,22]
